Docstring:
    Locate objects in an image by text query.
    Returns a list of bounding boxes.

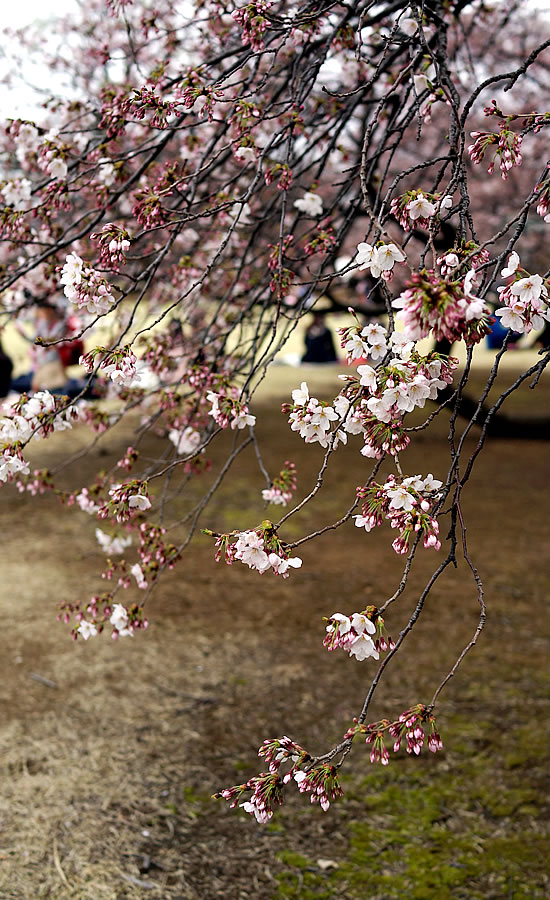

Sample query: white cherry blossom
[128,493,151,510]
[501,252,520,278]
[294,192,323,216]
[95,528,132,555]
[356,241,375,270]
[327,613,351,634]
[386,484,415,512]
[353,515,374,532]
[407,193,436,220]
[350,613,376,635]
[349,633,379,661]
[77,620,98,640]
[356,364,377,392]
[291,382,309,406]
[510,274,545,304]
[399,16,417,36]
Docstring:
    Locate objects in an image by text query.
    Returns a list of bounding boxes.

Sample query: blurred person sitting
[10,293,88,398]
[301,311,338,364]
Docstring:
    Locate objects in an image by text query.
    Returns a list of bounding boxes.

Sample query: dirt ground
[0,358,549,899]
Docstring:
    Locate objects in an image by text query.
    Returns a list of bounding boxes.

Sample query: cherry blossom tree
[1,0,549,823]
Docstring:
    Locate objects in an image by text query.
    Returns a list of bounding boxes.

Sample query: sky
[2,0,78,29]
[0,0,81,118]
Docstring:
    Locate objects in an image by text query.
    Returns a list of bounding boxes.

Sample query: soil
[0,358,549,899]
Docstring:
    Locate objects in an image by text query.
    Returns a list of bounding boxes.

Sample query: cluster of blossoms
[390,190,452,231]
[468,126,523,179]
[95,527,132,556]
[99,480,152,523]
[262,460,296,506]
[324,606,394,662]
[267,234,294,297]
[234,143,257,165]
[494,252,549,333]
[355,240,406,281]
[345,705,443,766]
[76,600,147,641]
[0,447,30,484]
[207,522,302,577]
[282,381,345,449]
[232,1,273,53]
[1,178,32,211]
[60,252,115,315]
[95,523,178,602]
[38,147,68,181]
[10,120,41,168]
[336,346,457,458]
[216,704,441,823]
[284,344,457,461]
[116,445,139,472]
[354,473,443,555]
[74,487,101,515]
[293,191,323,217]
[0,391,78,484]
[1,390,76,447]
[215,736,343,822]
[133,521,180,584]
[206,389,256,430]
[168,425,202,456]
[339,319,389,363]
[304,223,336,258]
[535,172,550,224]
[393,268,492,343]
[90,223,131,270]
[79,346,140,388]
[435,241,490,278]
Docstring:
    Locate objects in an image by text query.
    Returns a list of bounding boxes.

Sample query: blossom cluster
[75,487,101,514]
[1,178,32,212]
[494,253,549,333]
[90,223,131,270]
[284,343,456,462]
[207,523,302,577]
[339,320,388,363]
[76,600,146,641]
[282,382,345,449]
[355,473,443,555]
[0,391,78,485]
[1,390,75,448]
[355,240,406,281]
[261,460,296,507]
[168,425,202,456]
[390,190,452,231]
[79,346,140,388]
[468,126,523,179]
[393,268,492,343]
[0,447,30,484]
[98,480,152,523]
[324,606,394,661]
[215,735,343,822]
[206,389,256,430]
[345,704,443,766]
[95,527,132,556]
[232,1,273,53]
[60,252,115,316]
[335,348,457,458]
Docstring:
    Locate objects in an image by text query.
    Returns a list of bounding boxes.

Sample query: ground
[0,356,549,899]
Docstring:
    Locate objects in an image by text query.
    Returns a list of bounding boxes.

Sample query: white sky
[0,0,81,118]
[3,0,78,28]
